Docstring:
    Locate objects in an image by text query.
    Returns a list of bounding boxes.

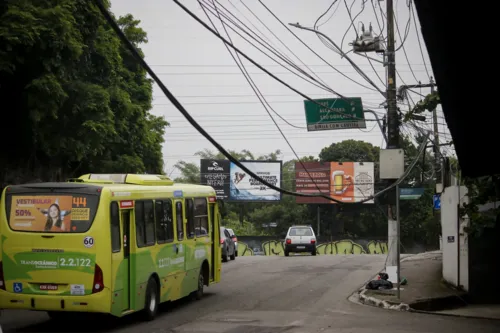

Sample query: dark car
[225,228,238,257]
[220,226,236,262]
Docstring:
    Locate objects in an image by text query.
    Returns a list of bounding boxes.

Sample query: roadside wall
[236,236,426,256]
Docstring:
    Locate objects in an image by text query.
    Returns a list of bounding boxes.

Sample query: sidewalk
[353,251,500,320]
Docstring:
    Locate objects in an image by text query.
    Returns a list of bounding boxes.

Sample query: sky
[110,0,453,179]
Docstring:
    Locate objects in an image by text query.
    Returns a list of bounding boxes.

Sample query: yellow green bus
[0,173,222,320]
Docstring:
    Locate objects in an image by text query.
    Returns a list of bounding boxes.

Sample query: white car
[284,225,317,256]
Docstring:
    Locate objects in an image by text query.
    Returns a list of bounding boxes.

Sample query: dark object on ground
[366,279,394,290]
[378,273,389,280]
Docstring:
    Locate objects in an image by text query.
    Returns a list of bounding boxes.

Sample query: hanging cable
[341,0,367,52]
[176,0,369,121]
[199,0,335,94]
[236,0,330,89]
[257,0,379,92]
[409,1,431,80]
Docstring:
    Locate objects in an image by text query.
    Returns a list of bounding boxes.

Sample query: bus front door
[121,211,131,311]
[209,203,216,281]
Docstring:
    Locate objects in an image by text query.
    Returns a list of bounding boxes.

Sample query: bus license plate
[39,284,58,291]
[297,246,305,249]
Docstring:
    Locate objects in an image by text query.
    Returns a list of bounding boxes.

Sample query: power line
[393,1,418,82]
[341,0,367,51]
[257,0,381,92]
[153,100,385,107]
[393,1,412,53]
[236,0,330,89]
[199,0,335,94]
[314,0,341,29]
[153,92,395,98]
[201,1,306,136]
[170,1,371,122]
[152,69,427,75]
[149,63,431,67]
[409,2,431,80]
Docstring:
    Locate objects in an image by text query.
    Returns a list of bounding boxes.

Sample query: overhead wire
[373,0,418,99]
[340,0,367,52]
[393,0,412,53]
[174,0,371,122]
[227,0,300,73]
[409,0,431,80]
[198,0,336,94]
[393,0,418,82]
[314,1,343,53]
[200,0,308,137]
[314,0,339,30]
[235,0,330,89]
[370,0,385,40]
[93,0,431,204]
[257,0,380,92]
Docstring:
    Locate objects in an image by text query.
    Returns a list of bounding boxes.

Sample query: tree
[319,139,380,163]
[460,175,500,237]
[0,1,166,187]
[174,161,200,184]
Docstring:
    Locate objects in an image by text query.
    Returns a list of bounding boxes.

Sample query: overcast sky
[110,0,452,178]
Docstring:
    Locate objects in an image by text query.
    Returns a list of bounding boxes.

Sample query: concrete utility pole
[385,0,400,278]
[430,77,441,186]
[430,76,443,237]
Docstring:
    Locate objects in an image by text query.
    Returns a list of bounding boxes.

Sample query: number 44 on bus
[0,173,223,321]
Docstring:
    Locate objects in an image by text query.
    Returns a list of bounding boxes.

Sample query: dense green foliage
[175,140,439,247]
[403,90,498,237]
[0,0,167,187]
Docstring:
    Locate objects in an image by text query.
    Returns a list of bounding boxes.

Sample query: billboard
[295,162,375,204]
[200,159,230,200]
[295,162,331,204]
[200,160,282,202]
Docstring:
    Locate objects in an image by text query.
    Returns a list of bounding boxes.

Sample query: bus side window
[110,202,121,252]
[144,200,155,246]
[176,202,184,241]
[185,199,195,239]
[194,198,208,237]
[156,200,174,243]
[135,201,145,247]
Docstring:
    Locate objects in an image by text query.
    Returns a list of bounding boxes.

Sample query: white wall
[441,185,469,290]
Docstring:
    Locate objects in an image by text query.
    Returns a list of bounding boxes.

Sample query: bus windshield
[5,193,100,233]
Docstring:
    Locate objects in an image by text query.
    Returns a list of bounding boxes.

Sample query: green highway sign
[303,97,366,131]
[399,188,425,200]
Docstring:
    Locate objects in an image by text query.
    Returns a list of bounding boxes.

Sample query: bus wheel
[143,278,159,321]
[194,269,204,300]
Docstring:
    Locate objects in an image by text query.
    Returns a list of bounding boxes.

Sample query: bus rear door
[110,201,132,314]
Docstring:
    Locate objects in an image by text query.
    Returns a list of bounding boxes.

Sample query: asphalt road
[1,255,500,333]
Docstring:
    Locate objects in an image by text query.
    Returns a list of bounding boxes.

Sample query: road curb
[350,251,500,320]
[408,308,500,321]
[357,289,411,311]
[348,251,438,312]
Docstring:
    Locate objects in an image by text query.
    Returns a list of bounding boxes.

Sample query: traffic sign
[433,194,441,210]
[399,187,425,200]
[304,97,366,131]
